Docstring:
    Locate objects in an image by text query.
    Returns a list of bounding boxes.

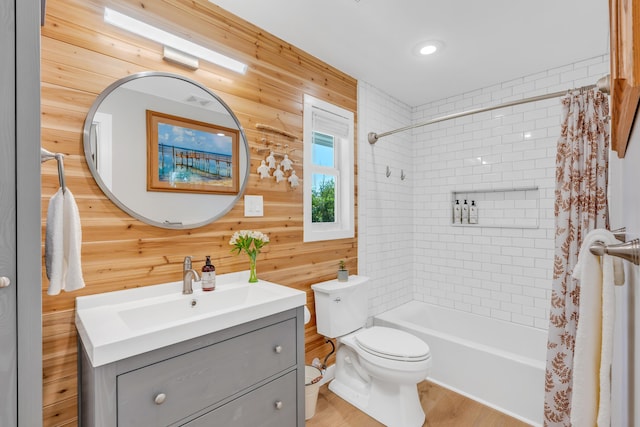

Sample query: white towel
[45,188,85,295]
[45,189,64,291]
[570,229,621,427]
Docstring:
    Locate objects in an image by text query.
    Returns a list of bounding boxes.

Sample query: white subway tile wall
[357,82,414,316]
[358,55,609,329]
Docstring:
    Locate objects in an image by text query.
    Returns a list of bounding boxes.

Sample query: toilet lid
[355,326,430,361]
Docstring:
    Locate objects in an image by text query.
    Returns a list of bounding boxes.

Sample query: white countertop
[76,271,306,367]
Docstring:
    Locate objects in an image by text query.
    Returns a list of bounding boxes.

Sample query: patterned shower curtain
[543,88,610,426]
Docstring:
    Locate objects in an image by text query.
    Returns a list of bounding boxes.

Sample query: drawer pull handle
[154,393,167,405]
[274,400,283,410]
[274,345,282,354]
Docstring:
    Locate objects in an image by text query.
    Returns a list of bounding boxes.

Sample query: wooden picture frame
[146,110,239,194]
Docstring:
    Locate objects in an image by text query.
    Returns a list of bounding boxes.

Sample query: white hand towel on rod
[45,188,85,295]
[570,228,622,427]
[45,189,64,293]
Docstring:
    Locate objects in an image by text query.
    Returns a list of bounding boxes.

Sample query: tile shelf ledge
[450,223,539,229]
[452,185,539,194]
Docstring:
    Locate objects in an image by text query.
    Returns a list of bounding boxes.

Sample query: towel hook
[611,227,626,242]
[41,148,66,194]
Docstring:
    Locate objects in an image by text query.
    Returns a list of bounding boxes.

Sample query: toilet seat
[354,326,430,362]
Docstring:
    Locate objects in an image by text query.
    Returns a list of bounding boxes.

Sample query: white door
[2,0,43,425]
[609,108,640,426]
[617,119,640,427]
[0,0,18,423]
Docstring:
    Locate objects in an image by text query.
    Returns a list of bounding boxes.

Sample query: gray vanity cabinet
[183,371,297,427]
[79,307,305,426]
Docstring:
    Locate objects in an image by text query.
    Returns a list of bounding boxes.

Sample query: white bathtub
[374,301,547,426]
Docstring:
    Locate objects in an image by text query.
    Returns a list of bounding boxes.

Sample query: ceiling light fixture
[414,40,444,57]
[163,46,199,70]
[104,8,247,74]
[420,45,438,55]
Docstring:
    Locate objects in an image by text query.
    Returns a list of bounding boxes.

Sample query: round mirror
[83,72,250,229]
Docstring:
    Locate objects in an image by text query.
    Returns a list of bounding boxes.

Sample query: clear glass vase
[248,253,258,283]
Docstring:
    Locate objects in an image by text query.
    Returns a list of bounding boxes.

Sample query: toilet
[311,275,431,427]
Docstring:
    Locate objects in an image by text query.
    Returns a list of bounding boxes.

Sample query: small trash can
[304,365,323,420]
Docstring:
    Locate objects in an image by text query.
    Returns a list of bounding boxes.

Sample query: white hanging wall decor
[257,160,270,179]
[273,164,285,183]
[288,169,299,188]
[254,118,300,189]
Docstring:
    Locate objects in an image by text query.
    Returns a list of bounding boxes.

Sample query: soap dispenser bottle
[201,256,216,291]
[462,200,469,224]
[469,200,478,224]
[453,200,461,223]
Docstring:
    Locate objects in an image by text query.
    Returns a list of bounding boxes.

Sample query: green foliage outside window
[311,178,335,223]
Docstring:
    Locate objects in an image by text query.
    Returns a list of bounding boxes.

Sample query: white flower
[229,230,270,257]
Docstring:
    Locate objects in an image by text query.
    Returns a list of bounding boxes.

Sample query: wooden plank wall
[40,0,358,425]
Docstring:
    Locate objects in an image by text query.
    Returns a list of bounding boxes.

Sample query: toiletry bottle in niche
[462,200,469,224]
[469,200,478,224]
[201,256,216,291]
[453,199,461,223]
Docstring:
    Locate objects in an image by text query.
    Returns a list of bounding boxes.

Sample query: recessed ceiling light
[420,45,438,55]
[414,40,444,57]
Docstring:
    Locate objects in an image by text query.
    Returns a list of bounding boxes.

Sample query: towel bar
[589,238,640,266]
[41,148,66,193]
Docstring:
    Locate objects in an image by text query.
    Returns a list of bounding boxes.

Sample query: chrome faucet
[182,256,200,295]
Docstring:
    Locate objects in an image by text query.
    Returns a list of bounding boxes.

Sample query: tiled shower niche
[451,186,539,229]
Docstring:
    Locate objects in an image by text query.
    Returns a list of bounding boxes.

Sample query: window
[89,112,113,190]
[303,94,354,242]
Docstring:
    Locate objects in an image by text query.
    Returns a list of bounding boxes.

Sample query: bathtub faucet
[182,256,200,295]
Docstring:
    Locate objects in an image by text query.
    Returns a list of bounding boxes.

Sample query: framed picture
[146,110,239,194]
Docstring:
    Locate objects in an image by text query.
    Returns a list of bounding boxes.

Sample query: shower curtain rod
[367,74,611,144]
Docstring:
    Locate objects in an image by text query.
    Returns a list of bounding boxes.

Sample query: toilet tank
[311,275,369,338]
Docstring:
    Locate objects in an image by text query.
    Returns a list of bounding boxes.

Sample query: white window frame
[90,112,113,190]
[303,94,354,242]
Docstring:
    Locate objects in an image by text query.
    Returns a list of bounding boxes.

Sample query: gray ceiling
[209,0,610,107]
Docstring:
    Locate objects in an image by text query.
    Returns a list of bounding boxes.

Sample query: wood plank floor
[306,380,532,427]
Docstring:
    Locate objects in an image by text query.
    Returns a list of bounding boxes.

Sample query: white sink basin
[117,285,287,330]
[76,271,306,367]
